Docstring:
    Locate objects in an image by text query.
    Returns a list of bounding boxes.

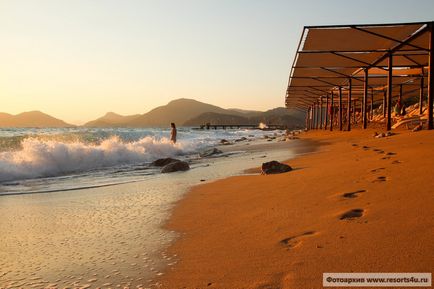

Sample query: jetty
[198,124,288,130]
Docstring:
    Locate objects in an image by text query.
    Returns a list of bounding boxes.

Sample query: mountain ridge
[1,99,304,128]
[0,111,74,128]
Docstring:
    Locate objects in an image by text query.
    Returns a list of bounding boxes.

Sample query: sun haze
[1,0,433,124]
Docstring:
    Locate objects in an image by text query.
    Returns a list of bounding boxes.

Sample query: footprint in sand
[340,209,364,220]
[280,231,316,249]
[386,152,396,156]
[372,176,387,183]
[362,146,370,150]
[342,189,366,199]
[370,168,385,173]
[392,160,402,164]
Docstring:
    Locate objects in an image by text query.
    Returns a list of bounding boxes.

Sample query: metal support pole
[319,96,323,129]
[428,22,433,130]
[347,78,352,131]
[313,101,318,129]
[330,91,334,131]
[387,53,393,131]
[339,87,343,131]
[353,100,357,124]
[311,105,314,130]
[420,76,424,115]
[363,69,368,129]
[370,88,374,121]
[325,94,329,130]
[311,104,315,130]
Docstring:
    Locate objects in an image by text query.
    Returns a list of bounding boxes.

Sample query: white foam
[0,136,184,182]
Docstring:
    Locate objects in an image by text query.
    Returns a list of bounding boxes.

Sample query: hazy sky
[1,0,433,124]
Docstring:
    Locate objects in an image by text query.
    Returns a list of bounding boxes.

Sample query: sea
[0,127,296,289]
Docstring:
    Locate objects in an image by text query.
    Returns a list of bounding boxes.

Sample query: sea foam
[0,136,183,182]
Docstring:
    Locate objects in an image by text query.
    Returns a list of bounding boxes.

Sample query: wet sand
[0,136,303,289]
[161,129,434,289]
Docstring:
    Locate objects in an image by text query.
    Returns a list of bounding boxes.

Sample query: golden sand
[161,129,434,289]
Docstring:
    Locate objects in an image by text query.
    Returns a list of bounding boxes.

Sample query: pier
[198,124,288,130]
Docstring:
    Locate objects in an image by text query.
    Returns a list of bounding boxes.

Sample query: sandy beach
[0,133,306,289]
[161,129,434,289]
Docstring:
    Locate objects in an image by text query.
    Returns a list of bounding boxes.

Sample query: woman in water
[170,123,177,143]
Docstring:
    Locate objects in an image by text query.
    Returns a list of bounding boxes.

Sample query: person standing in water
[170,123,177,143]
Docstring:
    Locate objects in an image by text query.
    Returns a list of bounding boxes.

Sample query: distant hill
[84,112,140,127]
[184,112,250,126]
[226,108,262,117]
[185,107,304,128]
[126,98,233,127]
[84,98,305,128]
[0,111,74,128]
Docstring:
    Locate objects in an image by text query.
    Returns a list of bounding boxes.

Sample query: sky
[1,0,433,124]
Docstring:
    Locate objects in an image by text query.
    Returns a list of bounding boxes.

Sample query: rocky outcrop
[199,148,223,158]
[220,139,231,145]
[161,161,190,173]
[235,137,247,142]
[152,158,180,167]
[261,161,292,175]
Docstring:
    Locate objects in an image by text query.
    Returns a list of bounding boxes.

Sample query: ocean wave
[0,136,184,182]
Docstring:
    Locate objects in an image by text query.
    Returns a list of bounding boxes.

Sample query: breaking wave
[0,136,185,182]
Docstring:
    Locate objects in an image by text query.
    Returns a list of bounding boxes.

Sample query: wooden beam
[370,88,374,120]
[330,91,334,131]
[313,102,317,129]
[387,53,393,131]
[383,89,387,118]
[347,78,352,131]
[353,100,357,124]
[319,96,323,129]
[339,87,343,131]
[428,23,434,130]
[363,69,368,129]
[420,76,424,115]
[325,94,329,130]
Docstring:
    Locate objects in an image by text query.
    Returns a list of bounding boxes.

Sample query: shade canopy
[286,22,431,109]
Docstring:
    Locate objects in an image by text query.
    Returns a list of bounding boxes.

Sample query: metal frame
[286,21,434,131]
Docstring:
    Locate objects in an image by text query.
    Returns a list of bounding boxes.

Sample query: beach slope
[162,130,434,289]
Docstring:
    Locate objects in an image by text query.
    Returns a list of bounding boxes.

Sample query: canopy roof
[286,21,432,110]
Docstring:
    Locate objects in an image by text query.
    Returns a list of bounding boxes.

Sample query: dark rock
[152,158,180,167]
[261,161,292,175]
[199,148,223,157]
[234,137,247,142]
[220,139,231,145]
[161,161,190,173]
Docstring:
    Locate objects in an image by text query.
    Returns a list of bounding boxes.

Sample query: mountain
[185,107,304,128]
[125,98,235,127]
[183,112,250,126]
[0,111,74,128]
[226,108,262,117]
[84,112,140,127]
[83,98,305,128]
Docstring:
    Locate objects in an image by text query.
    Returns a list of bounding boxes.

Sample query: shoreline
[0,133,304,289]
[160,129,434,289]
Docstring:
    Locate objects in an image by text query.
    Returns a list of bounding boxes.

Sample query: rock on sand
[161,161,190,173]
[261,161,292,175]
